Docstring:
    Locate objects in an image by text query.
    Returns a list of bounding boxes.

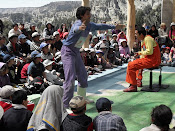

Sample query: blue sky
[0,0,81,8]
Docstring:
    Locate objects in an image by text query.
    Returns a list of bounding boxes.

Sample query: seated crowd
[0,20,175,131]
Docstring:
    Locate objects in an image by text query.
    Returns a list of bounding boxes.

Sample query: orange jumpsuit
[126,35,161,85]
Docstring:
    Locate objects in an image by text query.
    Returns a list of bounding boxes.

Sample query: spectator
[0,34,8,61]
[8,23,21,37]
[145,26,150,35]
[7,33,21,56]
[30,32,41,52]
[117,31,127,44]
[93,97,127,131]
[140,105,174,131]
[53,31,63,51]
[168,44,175,67]
[110,34,118,46]
[148,25,159,39]
[43,22,55,37]
[89,48,98,68]
[0,63,10,87]
[169,22,175,47]
[119,39,130,63]
[27,51,47,85]
[0,19,4,33]
[40,42,54,61]
[18,34,31,57]
[0,90,32,131]
[27,85,67,131]
[158,23,168,46]
[61,95,93,131]
[0,85,18,112]
[107,46,116,65]
[20,57,32,83]
[19,23,28,36]
[58,23,69,39]
[3,54,21,85]
[114,43,122,66]
[43,59,63,86]
[162,47,170,64]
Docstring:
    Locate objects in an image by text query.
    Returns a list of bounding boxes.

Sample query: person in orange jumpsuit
[123,27,161,92]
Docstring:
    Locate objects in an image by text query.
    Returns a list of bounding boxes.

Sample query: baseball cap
[119,39,127,45]
[100,43,108,49]
[31,50,41,58]
[32,32,40,38]
[18,34,26,39]
[3,54,15,63]
[0,85,18,98]
[43,59,54,67]
[69,95,87,112]
[53,31,60,37]
[89,48,96,53]
[96,50,104,55]
[40,42,49,50]
[0,106,4,119]
[161,45,166,49]
[96,97,114,112]
[166,47,170,50]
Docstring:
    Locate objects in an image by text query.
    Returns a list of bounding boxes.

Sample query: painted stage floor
[28,65,175,131]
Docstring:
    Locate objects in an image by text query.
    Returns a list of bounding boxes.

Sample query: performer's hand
[115,24,125,30]
[79,20,87,31]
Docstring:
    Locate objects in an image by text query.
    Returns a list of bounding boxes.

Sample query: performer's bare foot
[123,85,137,92]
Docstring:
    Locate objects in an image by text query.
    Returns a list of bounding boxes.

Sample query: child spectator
[168,44,175,67]
[27,51,47,86]
[7,33,21,56]
[0,90,32,131]
[162,47,170,64]
[0,62,10,87]
[96,50,111,69]
[114,43,122,66]
[89,48,98,67]
[27,85,67,131]
[110,34,118,46]
[140,105,174,131]
[3,54,21,85]
[93,97,126,131]
[20,57,32,83]
[169,22,175,47]
[40,42,54,61]
[30,32,41,52]
[58,23,69,39]
[61,95,93,131]
[43,59,63,86]
[119,39,130,63]
[107,46,116,65]
[148,25,159,39]
[117,31,127,44]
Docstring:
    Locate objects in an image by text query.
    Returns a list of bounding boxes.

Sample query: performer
[123,27,161,92]
[61,6,125,108]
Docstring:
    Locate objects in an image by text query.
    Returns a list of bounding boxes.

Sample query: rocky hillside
[0,0,162,29]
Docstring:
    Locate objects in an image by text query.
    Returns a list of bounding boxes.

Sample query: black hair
[71,105,86,114]
[138,27,146,36]
[151,105,172,131]
[12,90,27,104]
[76,6,91,20]
[12,23,18,28]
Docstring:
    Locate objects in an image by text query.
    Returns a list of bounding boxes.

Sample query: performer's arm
[138,38,154,56]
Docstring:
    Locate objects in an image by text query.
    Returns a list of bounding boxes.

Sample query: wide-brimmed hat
[0,85,19,98]
[8,33,18,39]
[170,22,175,27]
[40,42,49,50]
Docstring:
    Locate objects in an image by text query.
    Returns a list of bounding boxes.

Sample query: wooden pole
[82,0,90,49]
[173,0,175,22]
[126,0,135,50]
